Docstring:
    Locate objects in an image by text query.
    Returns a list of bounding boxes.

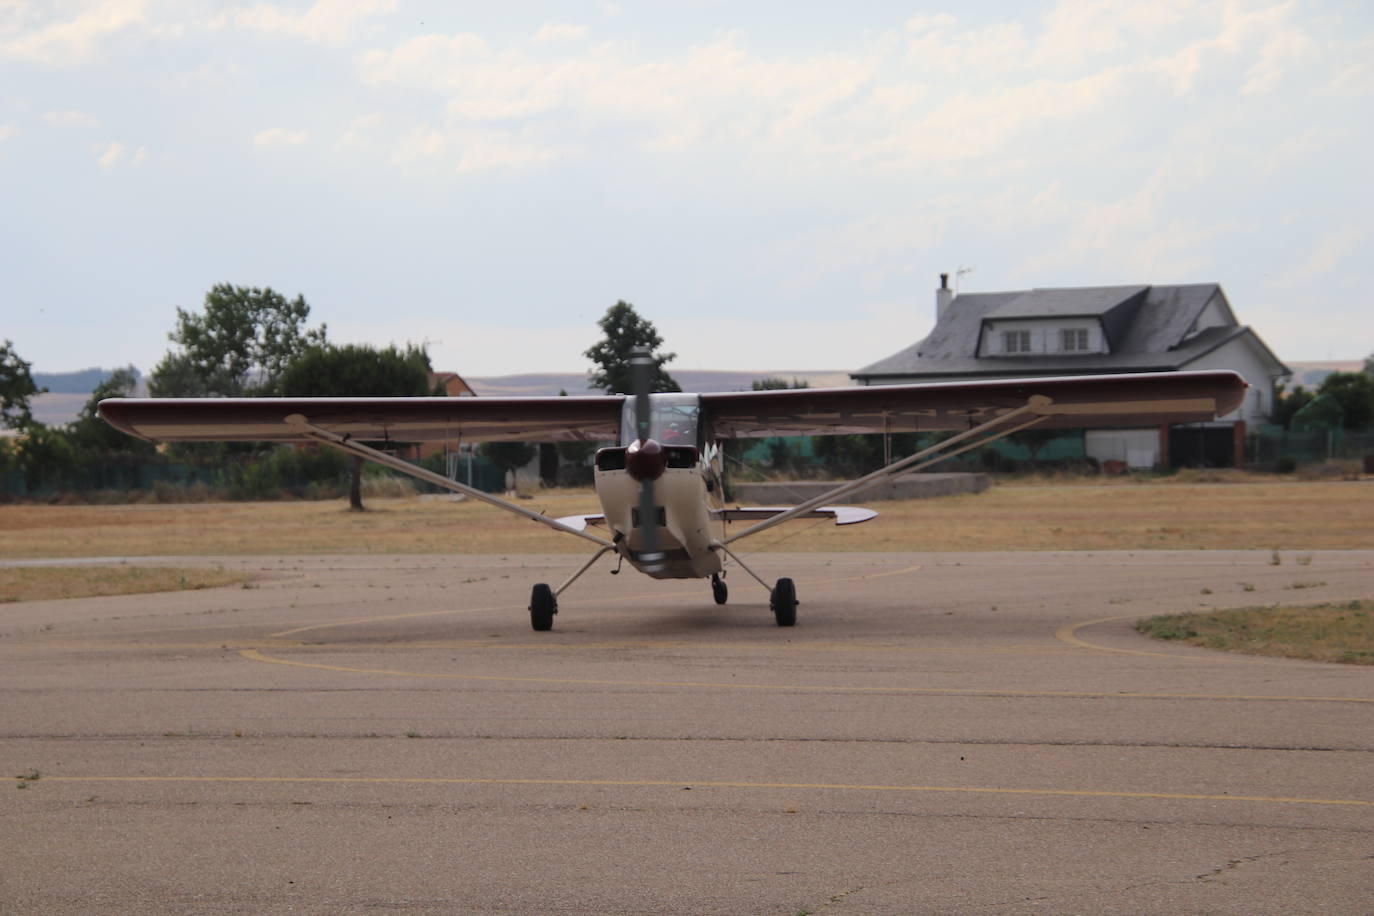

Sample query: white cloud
[222,0,395,44]
[1278,227,1362,287]
[1,0,146,65]
[451,132,563,174]
[42,108,98,127]
[904,13,956,34]
[361,31,881,165]
[1242,23,1314,94]
[533,22,586,44]
[97,140,123,169]
[253,127,309,147]
[337,112,384,149]
[0,122,17,143]
[389,124,446,162]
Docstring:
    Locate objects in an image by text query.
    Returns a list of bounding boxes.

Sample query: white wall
[1182,336,1280,424]
[1085,429,1160,468]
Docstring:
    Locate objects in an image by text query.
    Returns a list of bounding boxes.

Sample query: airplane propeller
[625,347,666,573]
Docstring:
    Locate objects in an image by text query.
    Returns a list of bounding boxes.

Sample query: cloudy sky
[3,0,1371,378]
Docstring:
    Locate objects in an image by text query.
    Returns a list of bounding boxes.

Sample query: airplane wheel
[711,574,728,605]
[529,583,557,632]
[770,577,797,627]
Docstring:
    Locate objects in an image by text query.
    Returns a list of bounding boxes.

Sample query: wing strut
[718,395,1053,547]
[286,414,616,549]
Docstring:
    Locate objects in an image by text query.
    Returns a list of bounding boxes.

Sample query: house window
[1060,328,1089,351]
[1002,330,1031,354]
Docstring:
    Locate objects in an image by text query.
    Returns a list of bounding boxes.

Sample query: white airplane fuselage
[590,392,725,579]
[594,453,723,579]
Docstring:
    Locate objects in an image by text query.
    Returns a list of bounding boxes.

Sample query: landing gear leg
[529,545,614,632]
[711,573,728,605]
[770,577,797,627]
[712,543,798,627]
[529,583,557,631]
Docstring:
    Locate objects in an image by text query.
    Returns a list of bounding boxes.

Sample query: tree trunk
[349,455,364,511]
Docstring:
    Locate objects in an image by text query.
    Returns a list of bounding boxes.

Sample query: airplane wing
[700,371,1248,438]
[100,371,1244,445]
[98,395,624,444]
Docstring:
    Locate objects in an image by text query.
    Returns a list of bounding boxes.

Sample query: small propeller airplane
[100,358,1245,631]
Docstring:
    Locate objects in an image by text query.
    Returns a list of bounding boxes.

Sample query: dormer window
[1002,330,1031,354]
[1060,328,1089,351]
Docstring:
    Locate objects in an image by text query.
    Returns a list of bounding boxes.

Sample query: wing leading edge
[100,370,1246,446]
[700,370,1247,438]
[98,395,625,444]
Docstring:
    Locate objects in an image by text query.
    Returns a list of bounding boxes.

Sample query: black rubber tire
[529,583,557,631]
[711,574,728,605]
[770,577,797,627]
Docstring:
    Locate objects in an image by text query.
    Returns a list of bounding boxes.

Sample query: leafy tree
[11,423,78,490]
[1,340,45,430]
[752,377,810,390]
[1316,370,1374,430]
[1274,383,1316,429]
[584,301,679,394]
[150,284,326,398]
[480,441,537,492]
[279,343,434,510]
[1365,352,1373,378]
[70,366,156,456]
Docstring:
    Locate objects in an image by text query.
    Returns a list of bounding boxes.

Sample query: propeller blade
[630,347,665,572]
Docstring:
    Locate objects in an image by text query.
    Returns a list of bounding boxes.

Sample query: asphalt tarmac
[2,549,1372,914]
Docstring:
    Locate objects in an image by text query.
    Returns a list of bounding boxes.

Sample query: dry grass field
[0,566,250,603]
[1138,601,1373,665]
[1,478,1370,558]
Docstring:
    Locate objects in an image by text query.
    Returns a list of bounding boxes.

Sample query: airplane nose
[626,438,668,482]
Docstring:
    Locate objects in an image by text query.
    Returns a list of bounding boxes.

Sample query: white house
[852,278,1290,468]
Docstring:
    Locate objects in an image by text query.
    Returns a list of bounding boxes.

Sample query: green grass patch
[1136,600,1373,665]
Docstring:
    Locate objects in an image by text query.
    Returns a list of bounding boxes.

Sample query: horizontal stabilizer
[713,506,877,526]
[554,506,877,531]
[554,514,606,532]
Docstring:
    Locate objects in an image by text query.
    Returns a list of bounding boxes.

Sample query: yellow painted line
[6,638,1068,656]
[268,563,922,638]
[31,775,1374,808]
[238,649,1374,703]
[1058,615,1274,663]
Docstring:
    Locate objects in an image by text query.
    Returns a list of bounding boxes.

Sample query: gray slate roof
[854,283,1285,380]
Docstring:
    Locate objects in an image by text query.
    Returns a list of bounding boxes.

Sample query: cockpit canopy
[619,394,701,448]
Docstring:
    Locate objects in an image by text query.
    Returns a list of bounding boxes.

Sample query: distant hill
[32,366,140,394]
[1285,360,1366,388]
[28,367,145,426]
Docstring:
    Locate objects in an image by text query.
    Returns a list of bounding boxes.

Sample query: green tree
[279,343,434,510]
[70,367,156,456]
[480,441,537,492]
[584,301,679,394]
[1,340,45,430]
[150,284,326,398]
[11,424,78,491]
[751,377,810,390]
[1316,370,1374,430]
[1274,383,1316,429]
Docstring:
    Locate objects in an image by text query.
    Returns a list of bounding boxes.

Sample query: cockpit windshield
[620,394,701,447]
